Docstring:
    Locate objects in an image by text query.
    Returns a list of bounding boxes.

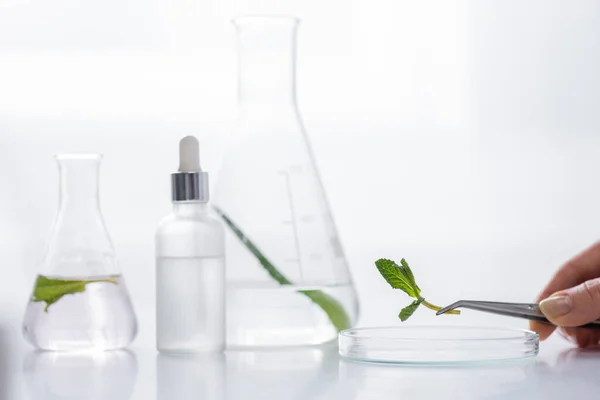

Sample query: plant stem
[214,209,291,285]
[422,299,460,315]
[215,207,353,332]
[86,277,119,285]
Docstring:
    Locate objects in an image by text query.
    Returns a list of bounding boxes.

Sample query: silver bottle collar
[171,172,209,202]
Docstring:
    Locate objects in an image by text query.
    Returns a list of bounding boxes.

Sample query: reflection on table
[157,353,225,400]
[23,350,137,400]
[155,343,340,400]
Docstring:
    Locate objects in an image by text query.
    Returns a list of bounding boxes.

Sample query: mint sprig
[375,258,459,321]
[215,207,353,332]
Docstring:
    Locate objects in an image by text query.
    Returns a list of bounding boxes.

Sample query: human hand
[530,242,600,347]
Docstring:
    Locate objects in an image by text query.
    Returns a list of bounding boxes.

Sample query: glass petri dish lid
[339,326,539,365]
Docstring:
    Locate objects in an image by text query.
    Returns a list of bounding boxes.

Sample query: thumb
[539,278,600,327]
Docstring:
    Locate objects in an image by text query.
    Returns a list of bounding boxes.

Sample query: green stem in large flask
[215,208,352,332]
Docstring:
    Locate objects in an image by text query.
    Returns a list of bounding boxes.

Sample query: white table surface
[2,327,599,400]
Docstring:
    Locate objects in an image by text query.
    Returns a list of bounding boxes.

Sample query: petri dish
[339,326,539,365]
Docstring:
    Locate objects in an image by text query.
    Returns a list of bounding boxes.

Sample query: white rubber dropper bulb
[178,136,201,172]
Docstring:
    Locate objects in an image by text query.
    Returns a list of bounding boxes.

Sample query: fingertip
[546,279,600,328]
[576,331,593,348]
[529,321,556,341]
[588,332,600,348]
[559,327,578,345]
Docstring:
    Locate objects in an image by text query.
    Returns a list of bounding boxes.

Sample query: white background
[1,0,600,398]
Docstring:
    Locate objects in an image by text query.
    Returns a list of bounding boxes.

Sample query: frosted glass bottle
[22,154,137,351]
[214,16,359,347]
[156,136,225,353]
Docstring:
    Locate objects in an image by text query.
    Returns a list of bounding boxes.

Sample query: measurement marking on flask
[279,169,303,280]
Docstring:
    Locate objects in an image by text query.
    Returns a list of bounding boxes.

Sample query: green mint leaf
[32,275,118,312]
[374,257,461,320]
[215,207,353,332]
[375,258,418,298]
[399,258,420,295]
[399,298,424,321]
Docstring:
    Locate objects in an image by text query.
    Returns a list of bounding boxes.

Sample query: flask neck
[234,16,299,108]
[57,155,101,209]
[45,154,116,277]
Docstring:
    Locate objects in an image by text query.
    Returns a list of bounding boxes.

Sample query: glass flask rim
[54,153,103,161]
[232,15,301,28]
[339,326,539,365]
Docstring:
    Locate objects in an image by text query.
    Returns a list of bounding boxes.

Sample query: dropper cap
[171,136,209,202]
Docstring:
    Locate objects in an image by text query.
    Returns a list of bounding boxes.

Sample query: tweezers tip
[436,301,460,315]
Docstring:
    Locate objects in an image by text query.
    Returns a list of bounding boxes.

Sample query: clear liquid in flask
[23,274,137,351]
[227,282,357,347]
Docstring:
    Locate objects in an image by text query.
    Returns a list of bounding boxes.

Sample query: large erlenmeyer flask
[22,154,137,351]
[214,16,359,347]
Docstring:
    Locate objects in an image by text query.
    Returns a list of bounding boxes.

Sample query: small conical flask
[214,16,359,347]
[22,154,137,351]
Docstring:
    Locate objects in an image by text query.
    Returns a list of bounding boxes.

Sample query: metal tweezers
[436,300,600,330]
